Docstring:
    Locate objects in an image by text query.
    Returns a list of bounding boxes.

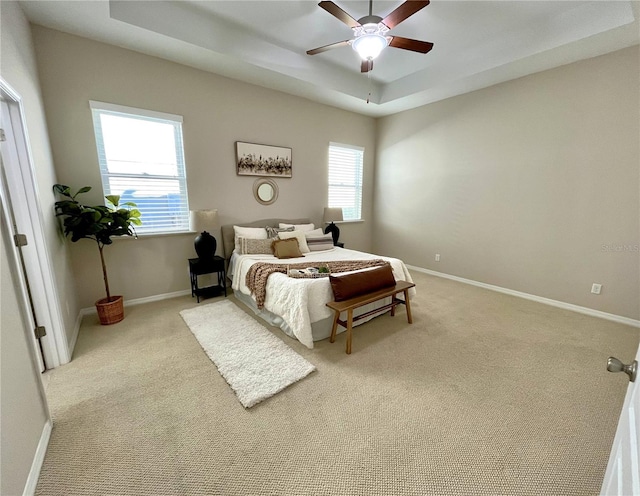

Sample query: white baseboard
[124,289,193,308]
[22,420,52,496]
[78,289,192,316]
[70,290,192,358]
[407,265,640,328]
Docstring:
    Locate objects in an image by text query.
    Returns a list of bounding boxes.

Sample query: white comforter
[230,247,415,348]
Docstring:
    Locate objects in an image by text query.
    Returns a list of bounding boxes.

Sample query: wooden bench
[326,280,415,354]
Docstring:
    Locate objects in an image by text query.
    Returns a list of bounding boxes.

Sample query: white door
[600,343,640,495]
[0,154,45,371]
[1,80,70,369]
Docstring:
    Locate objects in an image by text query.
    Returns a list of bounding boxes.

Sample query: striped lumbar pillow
[306,234,334,251]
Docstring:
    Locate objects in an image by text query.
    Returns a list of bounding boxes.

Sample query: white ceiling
[19,0,640,117]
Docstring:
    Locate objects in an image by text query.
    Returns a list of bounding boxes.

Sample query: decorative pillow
[237,237,274,255]
[233,226,267,251]
[278,230,310,253]
[304,228,324,238]
[272,238,303,259]
[266,225,294,239]
[306,233,334,251]
[279,222,315,232]
[329,264,396,302]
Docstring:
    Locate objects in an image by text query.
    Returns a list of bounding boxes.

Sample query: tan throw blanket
[246,259,389,309]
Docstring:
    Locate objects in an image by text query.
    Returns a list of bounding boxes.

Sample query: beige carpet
[36,271,639,495]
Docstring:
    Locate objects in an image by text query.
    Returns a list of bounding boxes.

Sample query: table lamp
[323,207,343,246]
[190,209,219,260]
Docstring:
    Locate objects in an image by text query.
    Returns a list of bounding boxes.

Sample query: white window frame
[328,142,364,221]
[90,100,190,235]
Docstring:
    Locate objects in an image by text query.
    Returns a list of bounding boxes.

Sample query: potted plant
[53,184,142,325]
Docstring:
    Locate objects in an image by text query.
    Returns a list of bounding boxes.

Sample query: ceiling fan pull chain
[366,67,371,104]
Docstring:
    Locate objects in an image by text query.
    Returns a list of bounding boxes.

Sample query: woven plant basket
[95,295,124,325]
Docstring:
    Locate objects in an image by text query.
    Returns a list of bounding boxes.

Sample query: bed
[221,218,415,348]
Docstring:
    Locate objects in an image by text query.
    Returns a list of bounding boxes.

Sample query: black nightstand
[336,242,344,248]
[189,256,227,303]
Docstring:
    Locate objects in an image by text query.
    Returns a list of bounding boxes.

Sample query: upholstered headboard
[221,218,311,260]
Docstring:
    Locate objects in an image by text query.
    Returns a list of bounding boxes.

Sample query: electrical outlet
[591,283,602,295]
[435,254,440,262]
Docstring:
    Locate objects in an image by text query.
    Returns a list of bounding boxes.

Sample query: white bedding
[230,247,415,348]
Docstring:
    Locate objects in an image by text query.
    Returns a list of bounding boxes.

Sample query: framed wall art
[236,141,292,178]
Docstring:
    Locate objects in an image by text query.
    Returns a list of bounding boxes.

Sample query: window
[328,143,363,221]
[90,101,189,234]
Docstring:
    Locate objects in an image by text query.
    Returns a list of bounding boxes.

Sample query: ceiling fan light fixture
[308,1,433,69]
[352,31,388,60]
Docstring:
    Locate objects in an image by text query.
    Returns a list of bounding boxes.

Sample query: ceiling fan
[306,0,434,73]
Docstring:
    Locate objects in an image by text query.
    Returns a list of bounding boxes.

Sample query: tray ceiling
[19,1,640,116]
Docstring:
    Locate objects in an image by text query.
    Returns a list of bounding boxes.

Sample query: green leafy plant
[53,184,142,301]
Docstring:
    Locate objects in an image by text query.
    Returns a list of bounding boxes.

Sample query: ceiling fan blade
[381,1,430,29]
[318,1,360,28]
[388,36,434,54]
[361,59,373,73]
[306,40,351,55]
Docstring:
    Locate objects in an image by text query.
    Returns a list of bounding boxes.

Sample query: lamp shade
[323,207,344,224]
[190,209,219,233]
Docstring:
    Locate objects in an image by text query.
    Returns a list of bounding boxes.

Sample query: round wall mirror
[253,178,278,205]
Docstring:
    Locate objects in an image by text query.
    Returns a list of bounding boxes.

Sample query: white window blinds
[90,101,189,234]
[328,143,363,221]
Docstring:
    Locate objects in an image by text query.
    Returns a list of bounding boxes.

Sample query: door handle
[607,357,637,383]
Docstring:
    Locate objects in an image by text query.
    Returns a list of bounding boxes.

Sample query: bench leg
[329,310,339,343]
[404,289,413,324]
[390,296,396,317]
[346,308,353,354]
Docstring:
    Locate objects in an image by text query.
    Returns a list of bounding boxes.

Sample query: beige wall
[375,47,640,320]
[32,26,376,309]
[29,25,639,320]
[0,3,52,476]
[1,3,63,491]
[1,2,79,343]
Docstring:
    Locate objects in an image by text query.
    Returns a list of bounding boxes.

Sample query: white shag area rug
[180,299,316,408]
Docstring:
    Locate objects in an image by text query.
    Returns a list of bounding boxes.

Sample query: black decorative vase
[324,222,340,246]
[194,231,217,260]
